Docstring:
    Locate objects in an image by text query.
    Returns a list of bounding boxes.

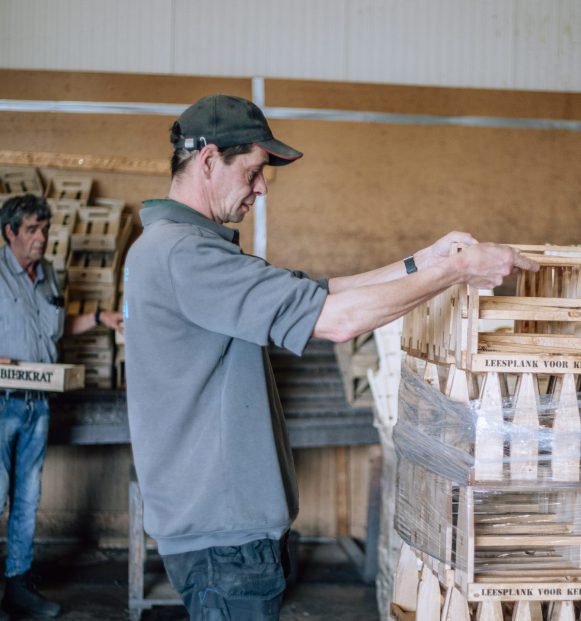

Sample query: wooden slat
[479,333,581,355]
[475,535,581,548]
[0,149,168,175]
[479,297,581,322]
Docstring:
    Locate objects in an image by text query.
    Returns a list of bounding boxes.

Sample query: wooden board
[0,362,84,392]
[71,206,123,251]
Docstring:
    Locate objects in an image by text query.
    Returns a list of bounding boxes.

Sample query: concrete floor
[0,540,380,621]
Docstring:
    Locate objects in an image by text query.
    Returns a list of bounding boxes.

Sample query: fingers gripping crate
[391,247,581,621]
[401,245,581,373]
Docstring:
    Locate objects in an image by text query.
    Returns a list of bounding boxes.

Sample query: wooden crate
[92,197,126,210]
[84,364,113,389]
[0,166,44,196]
[62,349,114,365]
[0,362,84,392]
[71,208,132,252]
[46,224,70,271]
[115,345,125,389]
[334,332,379,406]
[66,286,117,316]
[47,199,80,235]
[401,245,581,373]
[66,249,122,286]
[46,174,93,204]
[391,247,581,620]
[61,332,113,352]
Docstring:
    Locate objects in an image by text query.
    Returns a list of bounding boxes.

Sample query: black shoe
[2,572,61,619]
[0,607,11,621]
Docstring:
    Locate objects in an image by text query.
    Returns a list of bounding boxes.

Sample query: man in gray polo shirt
[124,95,537,621]
[0,194,122,620]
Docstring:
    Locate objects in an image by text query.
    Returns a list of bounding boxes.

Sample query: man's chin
[225,214,245,224]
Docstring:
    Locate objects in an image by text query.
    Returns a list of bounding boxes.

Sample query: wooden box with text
[0,362,84,392]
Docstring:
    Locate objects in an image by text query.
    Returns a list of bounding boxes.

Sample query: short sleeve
[169,234,328,355]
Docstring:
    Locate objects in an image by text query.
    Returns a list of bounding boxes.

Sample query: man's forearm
[314,242,539,343]
[315,261,455,342]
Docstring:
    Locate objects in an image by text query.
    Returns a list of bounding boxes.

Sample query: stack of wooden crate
[0,166,132,389]
[62,198,132,388]
[391,246,581,621]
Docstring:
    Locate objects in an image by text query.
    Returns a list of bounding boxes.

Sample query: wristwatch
[404,255,418,274]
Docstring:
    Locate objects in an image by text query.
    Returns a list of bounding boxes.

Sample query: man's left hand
[99,310,124,334]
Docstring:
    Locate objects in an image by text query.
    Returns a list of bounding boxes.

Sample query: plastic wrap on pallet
[394,364,581,486]
[394,365,475,483]
[393,363,581,576]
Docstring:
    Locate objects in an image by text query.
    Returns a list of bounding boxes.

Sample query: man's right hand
[453,242,539,289]
[0,357,13,365]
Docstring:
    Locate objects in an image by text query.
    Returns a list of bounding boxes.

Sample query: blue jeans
[162,536,289,621]
[0,395,50,577]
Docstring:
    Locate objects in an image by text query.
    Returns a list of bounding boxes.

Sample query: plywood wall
[4,445,371,544]
[1,69,580,543]
[2,69,580,278]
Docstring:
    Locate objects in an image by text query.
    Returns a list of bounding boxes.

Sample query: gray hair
[0,194,52,244]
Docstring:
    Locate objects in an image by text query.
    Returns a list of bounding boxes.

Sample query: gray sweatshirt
[124,200,328,554]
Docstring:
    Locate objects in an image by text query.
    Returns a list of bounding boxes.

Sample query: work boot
[2,572,60,618]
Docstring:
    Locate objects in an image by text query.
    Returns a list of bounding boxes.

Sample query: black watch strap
[95,308,102,326]
[404,255,418,274]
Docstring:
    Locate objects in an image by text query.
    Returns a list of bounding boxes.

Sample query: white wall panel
[0,0,580,92]
[172,0,349,80]
[344,0,515,88]
[0,0,173,74]
[513,0,581,91]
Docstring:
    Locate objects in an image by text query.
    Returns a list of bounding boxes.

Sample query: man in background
[124,94,538,621]
[0,194,122,620]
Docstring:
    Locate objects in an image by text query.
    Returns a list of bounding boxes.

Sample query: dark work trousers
[162,535,290,621]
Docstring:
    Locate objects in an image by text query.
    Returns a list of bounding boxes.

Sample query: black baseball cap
[171,94,303,166]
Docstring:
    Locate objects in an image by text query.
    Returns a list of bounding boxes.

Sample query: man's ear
[198,144,220,179]
[3,223,14,245]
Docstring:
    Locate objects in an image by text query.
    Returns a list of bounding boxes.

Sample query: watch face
[404,256,417,274]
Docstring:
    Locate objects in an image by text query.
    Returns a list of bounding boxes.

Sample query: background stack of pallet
[1,166,132,389]
[335,332,379,406]
[389,246,581,621]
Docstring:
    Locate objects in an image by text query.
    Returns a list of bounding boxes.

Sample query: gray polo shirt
[124,199,328,555]
[0,245,64,363]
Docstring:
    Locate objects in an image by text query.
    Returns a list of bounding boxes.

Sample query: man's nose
[254,172,268,196]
